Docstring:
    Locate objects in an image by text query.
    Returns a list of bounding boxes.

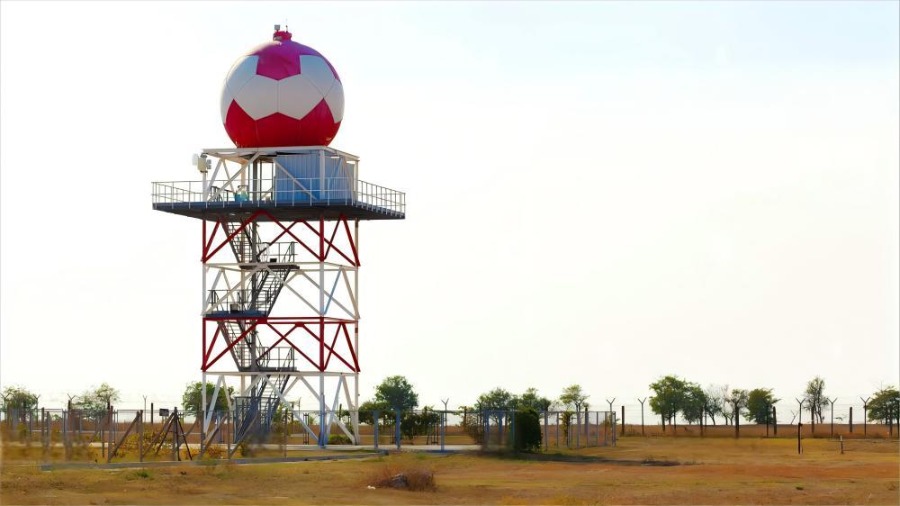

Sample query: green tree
[867,386,899,424]
[518,387,552,412]
[728,389,749,421]
[745,388,779,424]
[459,404,484,443]
[0,386,38,411]
[803,376,829,424]
[649,375,688,425]
[703,384,727,425]
[559,384,589,412]
[476,388,516,411]
[358,399,392,425]
[681,384,707,424]
[75,383,120,417]
[181,381,235,416]
[400,406,440,443]
[373,375,419,411]
[475,387,518,429]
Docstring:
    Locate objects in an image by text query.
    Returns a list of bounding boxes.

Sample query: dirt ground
[2,437,897,505]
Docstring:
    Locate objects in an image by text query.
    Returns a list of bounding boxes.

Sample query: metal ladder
[222,220,258,264]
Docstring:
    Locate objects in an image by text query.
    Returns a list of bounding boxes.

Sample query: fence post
[811,404,815,436]
[394,410,401,450]
[373,410,379,450]
[578,410,583,448]
[555,412,560,449]
[106,405,114,464]
[138,410,143,463]
[41,409,48,462]
[584,407,589,442]
[440,410,445,452]
[773,406,777,436]
[283,408,288,458]
[100,412,105,460]
[638,398,646,436]
[829,398,836,438]
[543,411,549,451]
[62,410,68,460]
[510,410,516,452]
[890,405,895,438]
[860,397,870,436]
[615,411,619,446]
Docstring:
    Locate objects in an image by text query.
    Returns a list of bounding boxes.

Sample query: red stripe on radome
[255,114,305,147]
[225,99,341,147]
[250,41,328,80]
[295,99,340,145]
[224,100,260,148]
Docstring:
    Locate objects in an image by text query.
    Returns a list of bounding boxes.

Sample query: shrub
[328,433,352,445]
[203,444,225,460]
[369,464,436,492]
[113,432,155,459]
[125,469,152,480]
[561,410,574,446]
[510,409,542,452]
[461,411,484,443]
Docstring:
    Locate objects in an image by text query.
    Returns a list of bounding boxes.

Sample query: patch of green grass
[124,469,152,480]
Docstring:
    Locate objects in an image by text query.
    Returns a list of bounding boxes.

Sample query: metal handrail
[152,177,405,215]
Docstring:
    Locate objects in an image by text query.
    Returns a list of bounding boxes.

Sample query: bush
[328,433,352,445]
[461,410,484,443]
[113,432,156,459]
[561,410,574,446]
[369,464,436,492]
[203,444,225,460]
[510,409,542,452]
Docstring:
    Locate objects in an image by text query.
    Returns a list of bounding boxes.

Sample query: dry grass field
[2,437,897,505]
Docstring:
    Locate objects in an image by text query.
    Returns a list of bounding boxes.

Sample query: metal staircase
[250,268,292,315]
[222,220,258,264]
[232,373,292,446]
[214,218,301,445]
[219,320,254,370]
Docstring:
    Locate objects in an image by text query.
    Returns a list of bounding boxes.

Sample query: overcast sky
[1,1,898,414]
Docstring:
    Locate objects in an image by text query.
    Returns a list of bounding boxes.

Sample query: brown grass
[368,458,436,492]
[2,437,897,504]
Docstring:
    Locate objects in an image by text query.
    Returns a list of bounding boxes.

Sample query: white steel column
[353,219,360,443]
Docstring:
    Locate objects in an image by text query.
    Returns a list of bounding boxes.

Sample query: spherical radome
[220,30,344,148]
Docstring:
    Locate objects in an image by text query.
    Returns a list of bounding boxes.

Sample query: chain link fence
[608,399,898,438]
[1,406,616,463]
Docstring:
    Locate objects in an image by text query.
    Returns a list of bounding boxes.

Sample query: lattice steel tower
[151,28,405,450]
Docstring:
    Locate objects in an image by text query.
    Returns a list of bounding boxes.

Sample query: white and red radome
[220,29,344,148]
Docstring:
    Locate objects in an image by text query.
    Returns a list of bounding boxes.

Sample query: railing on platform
[152,177,405,216]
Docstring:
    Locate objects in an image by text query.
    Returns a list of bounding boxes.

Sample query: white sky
[1,1,898,414]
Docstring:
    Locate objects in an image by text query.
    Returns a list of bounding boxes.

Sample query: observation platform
[152,146,405,221]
